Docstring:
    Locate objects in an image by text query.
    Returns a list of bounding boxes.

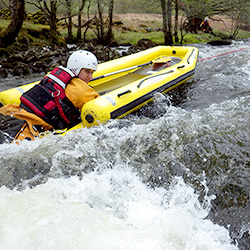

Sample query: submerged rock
[207,40,232,46]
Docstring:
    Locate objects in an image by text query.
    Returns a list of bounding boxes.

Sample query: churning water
[0,40,249,250]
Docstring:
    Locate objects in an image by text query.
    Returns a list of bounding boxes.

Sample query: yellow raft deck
[0,46,198,134]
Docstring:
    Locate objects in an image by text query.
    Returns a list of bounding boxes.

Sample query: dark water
[0,41,249,249]
[168,40,250,249]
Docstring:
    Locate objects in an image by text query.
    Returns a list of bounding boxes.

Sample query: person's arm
[65,77,100,110]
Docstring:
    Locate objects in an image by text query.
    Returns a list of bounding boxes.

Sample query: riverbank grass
[1,15,250,50]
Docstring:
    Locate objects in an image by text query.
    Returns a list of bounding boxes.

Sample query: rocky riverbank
[0,39,156,79]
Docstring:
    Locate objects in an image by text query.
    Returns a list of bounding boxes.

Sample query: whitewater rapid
[1,40,250,249]
[0,170,237,250]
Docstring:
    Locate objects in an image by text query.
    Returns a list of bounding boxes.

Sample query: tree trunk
[66,0,73,43]
[49,0,59,42]
[76,0,86,41]
[174,0,179,43]
[95,0,114,45]
[106,0,114,42]
[42,0,59,43]
[97,0,104,42]
[0,0,25,48]
[160,0,173,45]
[160,0,167,45]
[166,0,173,45]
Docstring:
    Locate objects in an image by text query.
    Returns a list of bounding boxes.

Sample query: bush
[0,8,10,20]
[26,11,48,25]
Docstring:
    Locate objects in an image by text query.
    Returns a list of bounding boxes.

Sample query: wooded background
[0,0,250,48]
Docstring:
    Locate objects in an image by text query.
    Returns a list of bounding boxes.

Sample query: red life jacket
[20,66,81,129]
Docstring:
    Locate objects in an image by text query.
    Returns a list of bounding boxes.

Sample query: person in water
[200,17,214,35]
[0,50,100,144]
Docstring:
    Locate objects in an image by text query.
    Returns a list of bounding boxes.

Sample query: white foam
[0,169,238,250]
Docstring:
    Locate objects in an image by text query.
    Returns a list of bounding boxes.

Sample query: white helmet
[67,50,98,76]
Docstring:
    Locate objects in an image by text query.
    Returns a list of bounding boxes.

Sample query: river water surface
[0,41,249,250]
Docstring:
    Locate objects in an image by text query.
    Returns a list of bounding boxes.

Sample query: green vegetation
[56,13,250,45]
[115,31,164,45]
[0,11,250,53]
[0,19,9,29]
[1,0,250,51]
[0,19,52,54]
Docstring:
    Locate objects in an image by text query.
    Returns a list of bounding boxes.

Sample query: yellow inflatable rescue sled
[0,45,199,135]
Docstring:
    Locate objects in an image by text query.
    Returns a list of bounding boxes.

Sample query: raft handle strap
[117,90,132,98]
[177,65,185,69]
